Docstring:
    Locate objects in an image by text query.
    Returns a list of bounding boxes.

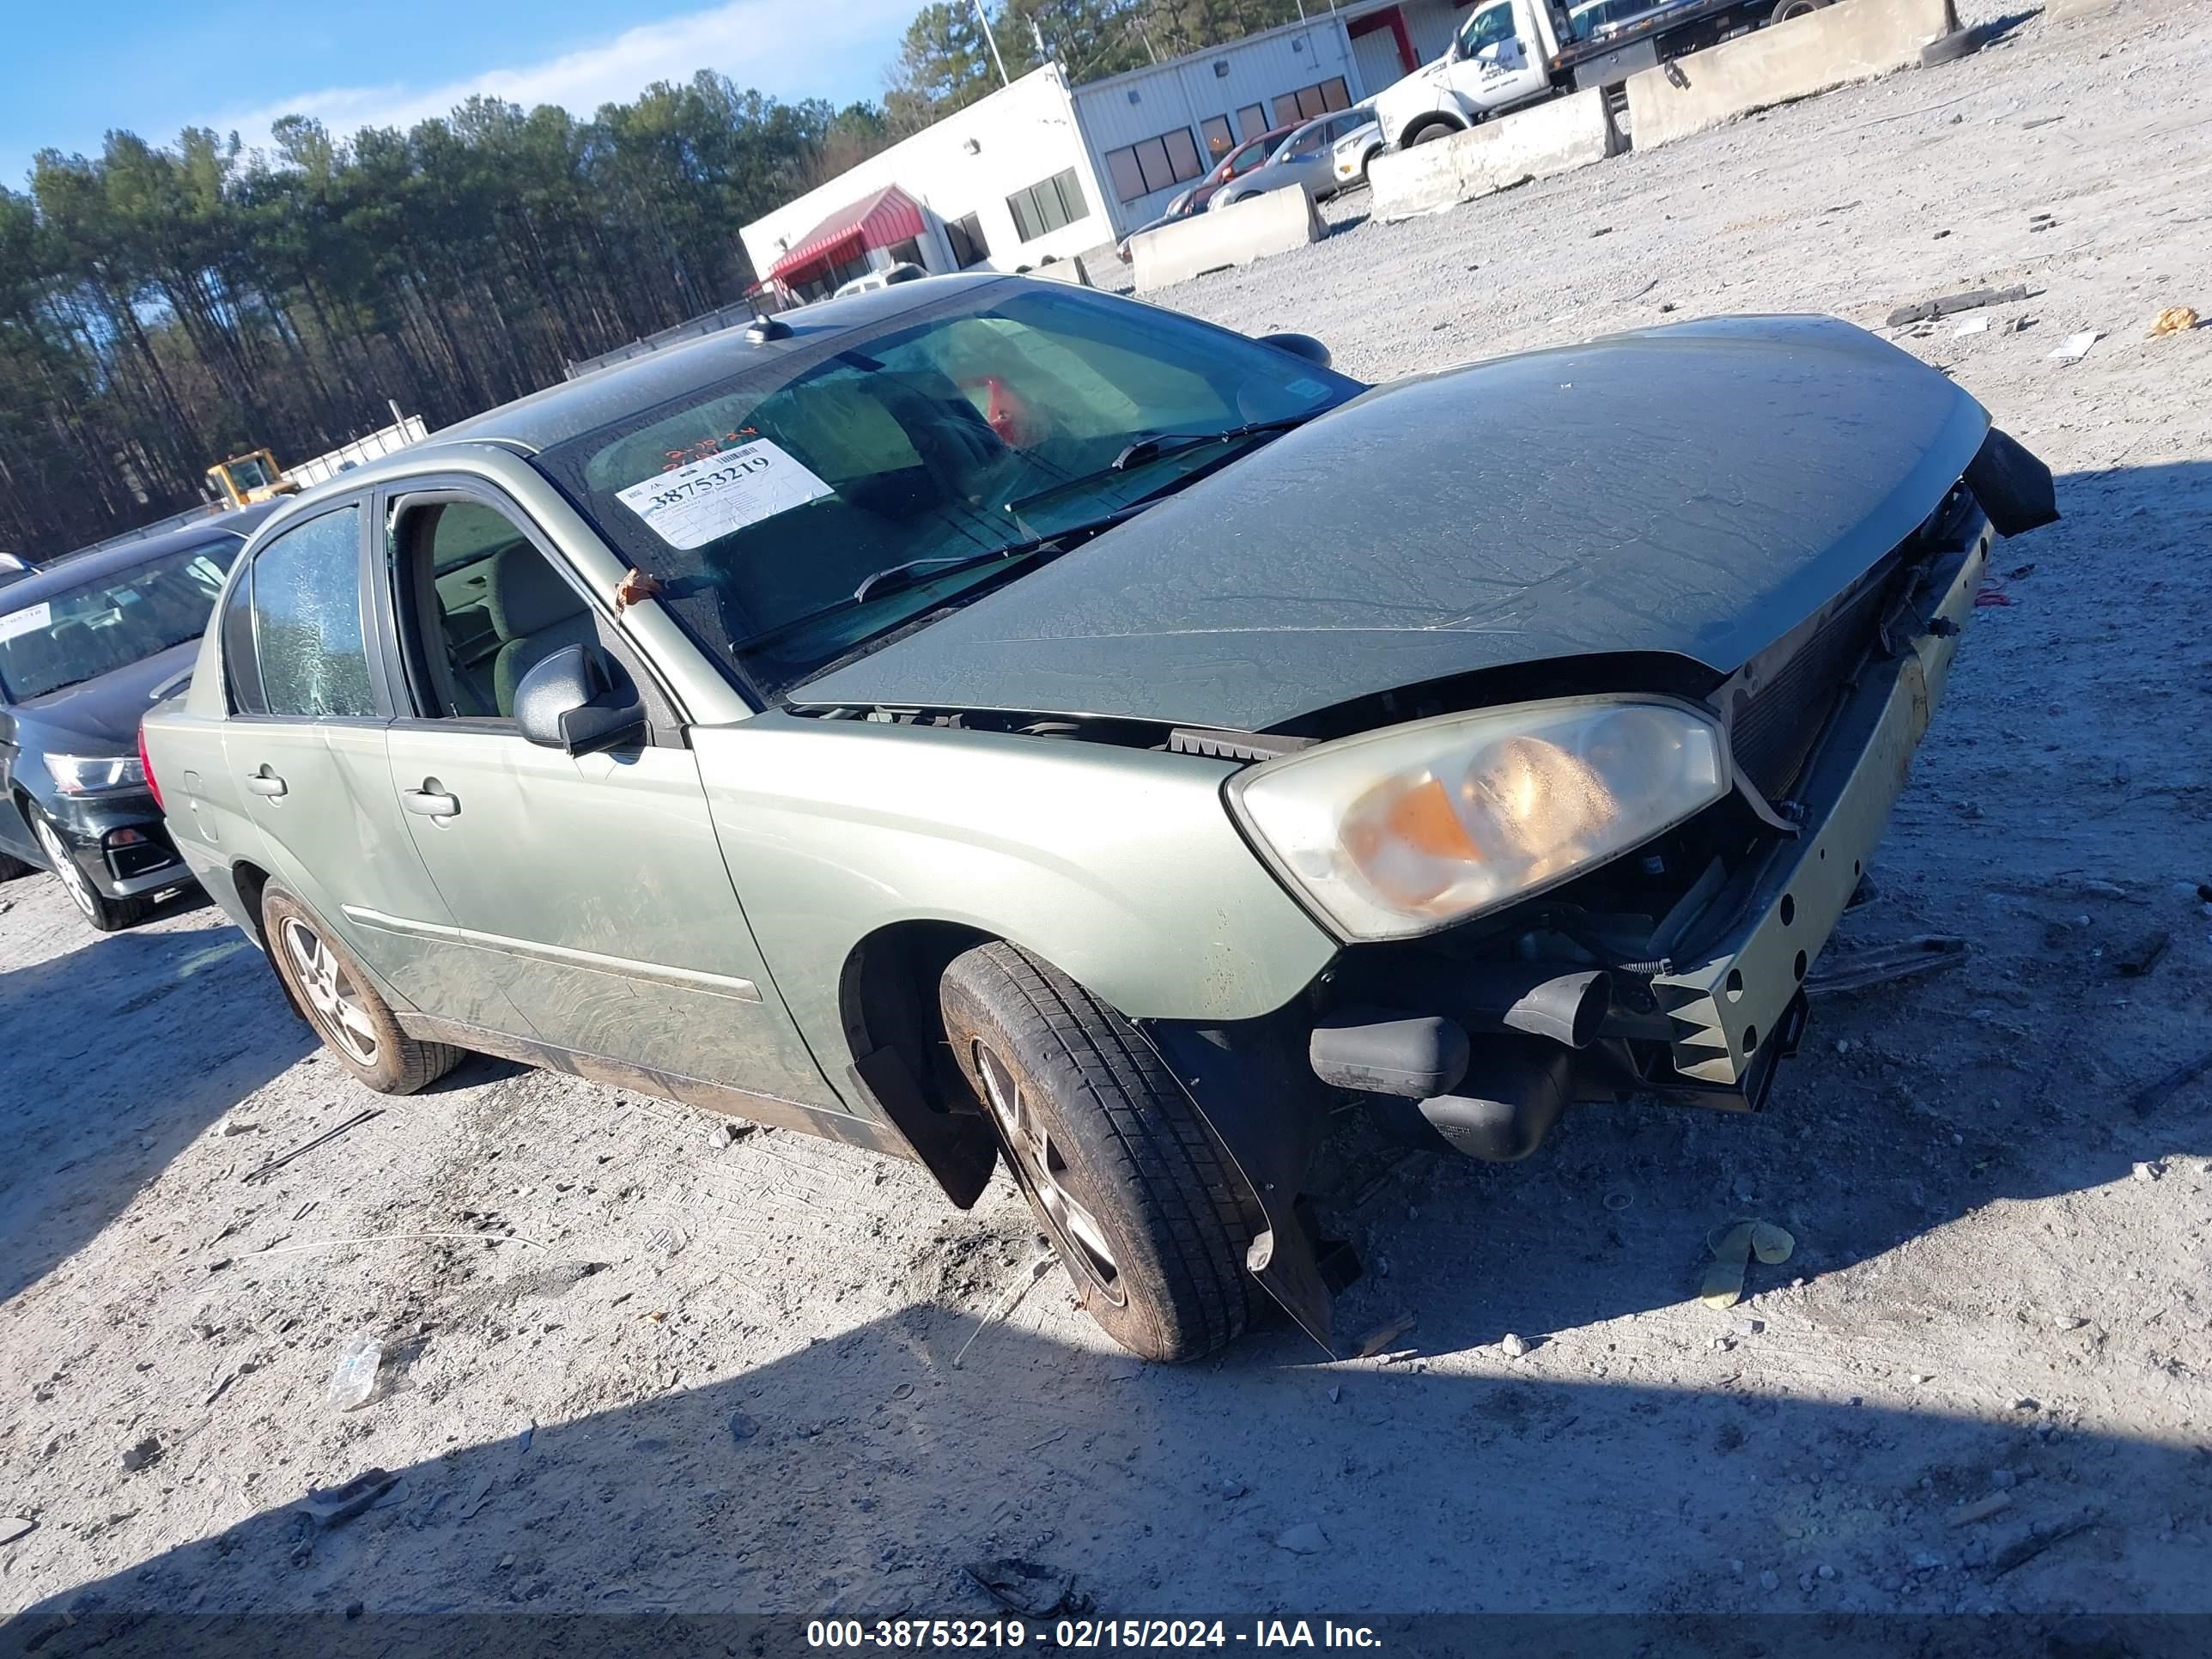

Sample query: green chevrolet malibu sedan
[141,275,2057,1362]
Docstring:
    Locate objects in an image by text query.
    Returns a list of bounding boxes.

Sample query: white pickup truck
[1372,0,1832,150]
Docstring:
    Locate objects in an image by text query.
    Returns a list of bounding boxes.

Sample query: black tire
[1920,24,1989,64]
[1771,0,1832,20]
[260,881,464,1095]
[1359,146,1383,185]
[27,804,151,933]
[939,942,1257,1364]
[0,849,33,880]
[1406,118,1461,147]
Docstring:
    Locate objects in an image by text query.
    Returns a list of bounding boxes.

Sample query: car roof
[1220,128,1295,167]
[1278,112,1358,149]
[328,272,1022,486]
[0,503,277,614]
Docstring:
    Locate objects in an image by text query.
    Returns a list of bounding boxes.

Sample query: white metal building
[740,67,1114,300]
[738,0,1479,295]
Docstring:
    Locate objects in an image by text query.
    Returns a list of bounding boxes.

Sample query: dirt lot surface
[3,0,2209,1638]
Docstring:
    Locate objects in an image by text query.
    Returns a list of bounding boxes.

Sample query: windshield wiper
[846,506,1146,607]
[851,549,1021,606]
[1001,413,1328,524]
[1109,415,1316,473]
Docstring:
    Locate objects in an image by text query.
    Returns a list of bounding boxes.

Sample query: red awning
[768,185,927,283]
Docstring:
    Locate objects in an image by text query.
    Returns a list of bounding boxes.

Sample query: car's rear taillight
[138,723,164,811]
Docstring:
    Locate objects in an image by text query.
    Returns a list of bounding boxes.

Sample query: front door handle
[401,784,459,819]
[245,769,287,797]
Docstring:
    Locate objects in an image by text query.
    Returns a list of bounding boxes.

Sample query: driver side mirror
[1257,331,1333,370]
[514,643,647,756]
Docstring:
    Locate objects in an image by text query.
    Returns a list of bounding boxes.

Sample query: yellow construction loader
[206,449,301,511]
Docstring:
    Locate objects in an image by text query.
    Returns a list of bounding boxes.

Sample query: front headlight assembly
[48,753,147,795]
[1226,697,1729,941]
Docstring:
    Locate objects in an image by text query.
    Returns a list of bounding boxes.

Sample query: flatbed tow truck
[1371,0,1954,149]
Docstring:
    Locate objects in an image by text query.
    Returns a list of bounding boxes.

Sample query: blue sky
[2,0,919,190]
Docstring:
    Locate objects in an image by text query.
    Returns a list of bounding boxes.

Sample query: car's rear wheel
[1771,0,1832,20]
[260,882,463,1095]
[939,942,1258,1363]
[29,806,149,933]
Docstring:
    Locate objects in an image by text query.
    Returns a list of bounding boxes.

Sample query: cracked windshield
[538,286,1351,697]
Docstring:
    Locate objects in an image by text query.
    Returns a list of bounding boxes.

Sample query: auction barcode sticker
[0,601,52,643]
[615,440,834,551]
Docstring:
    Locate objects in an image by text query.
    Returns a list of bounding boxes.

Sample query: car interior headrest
[486,544,586,640]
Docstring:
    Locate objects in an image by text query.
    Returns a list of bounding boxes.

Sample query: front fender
[691,714,1336,1091]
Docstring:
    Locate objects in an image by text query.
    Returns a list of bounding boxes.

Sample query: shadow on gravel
[1971,10,2042,52]
[3,1309,2207,1650]
[0,915,313,1304]
[423,1050,531,1094]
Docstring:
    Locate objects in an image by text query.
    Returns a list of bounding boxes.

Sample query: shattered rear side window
[249,507,375,720]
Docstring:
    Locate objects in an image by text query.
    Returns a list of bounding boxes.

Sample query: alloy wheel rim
[281,916,380,1066]
[974,1042,1124,1306]
[33,817,98,921]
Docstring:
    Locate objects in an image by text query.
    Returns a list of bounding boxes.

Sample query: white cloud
[210,0,915,150]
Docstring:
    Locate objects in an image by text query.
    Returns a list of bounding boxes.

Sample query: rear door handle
[402,785,459,819]
[245,769,287,797]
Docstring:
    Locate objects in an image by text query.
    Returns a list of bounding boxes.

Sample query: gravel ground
[3,0,2209,1638]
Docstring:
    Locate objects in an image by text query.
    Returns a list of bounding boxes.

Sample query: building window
[945,212,989,269]
[1006,168,1090,241]
[1271,77,1352,128]
[1200,114,1235,160]
[1101,128,1205,204]
[793,248,869,302]
[1237,104,1269,141]
[883,237,923,269]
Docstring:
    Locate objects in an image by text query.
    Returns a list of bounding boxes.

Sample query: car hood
[15,638,199,750]
[792,316,1990,732]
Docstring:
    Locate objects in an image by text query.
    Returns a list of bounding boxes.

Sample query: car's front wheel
[260,882,464,1094]
[1406,118,1461,147]
[28,805,150,933]
[939,942,1258,1363]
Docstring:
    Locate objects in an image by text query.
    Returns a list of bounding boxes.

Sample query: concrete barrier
[1626,0,1954,150]
[1368,90,1618,222]
[1129,188,1320,292]
[1024,253,1094,287]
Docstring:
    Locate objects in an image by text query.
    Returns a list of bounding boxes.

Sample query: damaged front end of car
[1134,427,2057,1355]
